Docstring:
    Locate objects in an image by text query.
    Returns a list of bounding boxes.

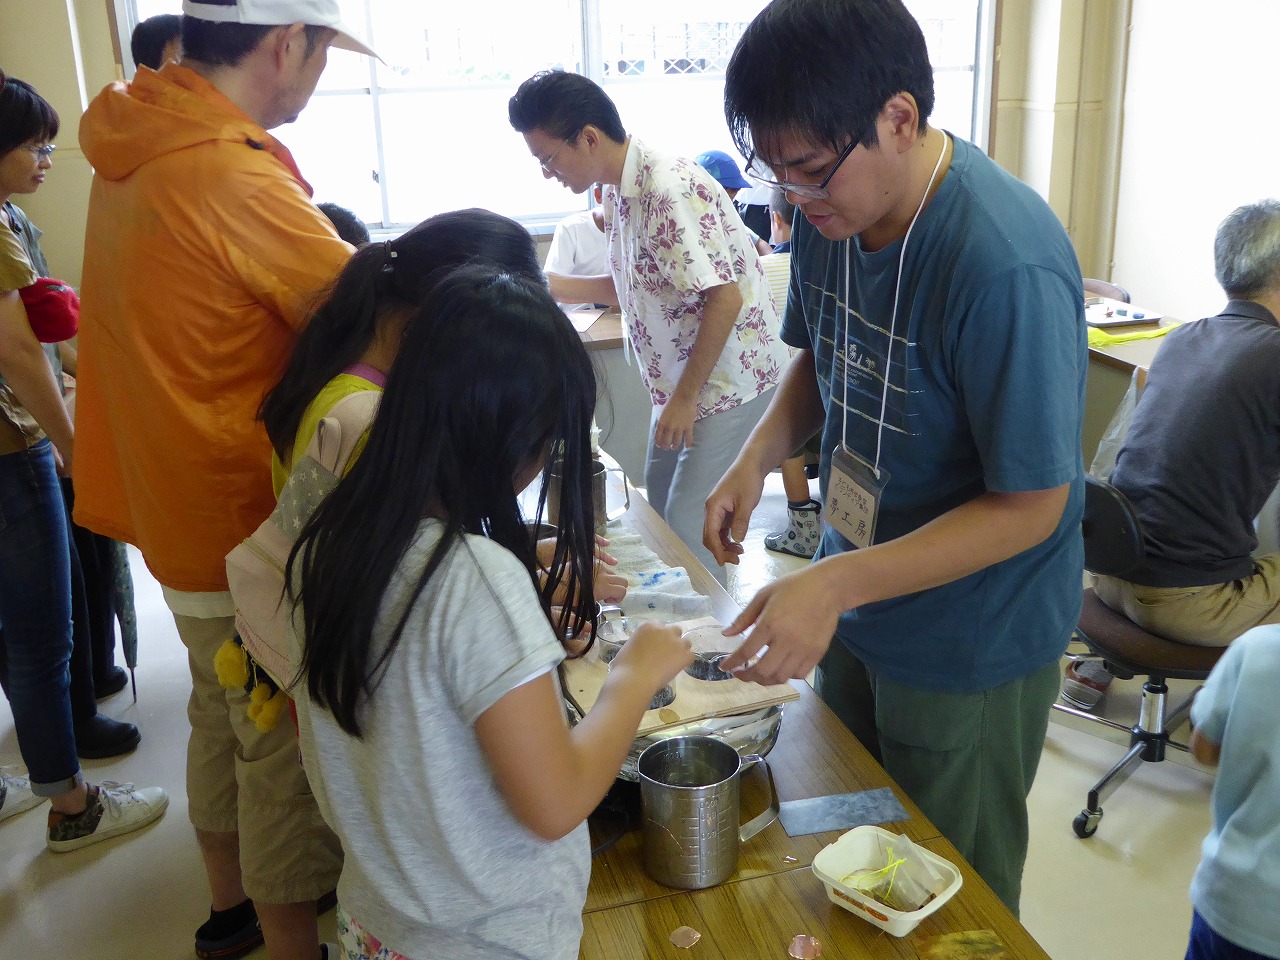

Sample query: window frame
[112,0,996,232]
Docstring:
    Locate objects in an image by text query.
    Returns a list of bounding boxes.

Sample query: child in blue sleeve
[1185,624,1280,960]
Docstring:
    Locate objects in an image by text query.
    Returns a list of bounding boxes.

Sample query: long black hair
[0,71,60,158]
[288,266,599,737]
[260,207,543,459]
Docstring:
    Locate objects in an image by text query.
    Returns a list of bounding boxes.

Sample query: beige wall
[1112,0,1280,321]
[1,0,118,285]
[992,0,1129,279]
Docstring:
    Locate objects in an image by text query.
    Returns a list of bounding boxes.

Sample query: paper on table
[567,307,605,333]
[1085,296,1163,328]
[777,787,910,837]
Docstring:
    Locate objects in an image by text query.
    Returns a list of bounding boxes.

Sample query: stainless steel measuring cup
[637,734,778,890]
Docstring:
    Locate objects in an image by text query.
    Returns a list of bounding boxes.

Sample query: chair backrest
[1082,475,1146,578]
[1083,277,1131,303]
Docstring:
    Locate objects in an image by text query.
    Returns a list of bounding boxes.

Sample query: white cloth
[759,250,799,363]
[601,137,787,420]
[291,521,589,960]
[161,586,235,619]
[605,530,715,621]
[544,209,610,312]
[758,250,791,319]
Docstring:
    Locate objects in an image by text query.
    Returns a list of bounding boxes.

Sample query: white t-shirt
[544,209,609,312]
[290,520,590,960]
[602,137,788,420]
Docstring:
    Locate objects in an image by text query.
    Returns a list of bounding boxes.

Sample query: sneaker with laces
[764,499,822,559]
[1061,659,1114,710]
[0,768,47,824]
[46,780,169,853]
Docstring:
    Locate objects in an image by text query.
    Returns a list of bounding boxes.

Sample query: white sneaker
[0,767,47,823]
[47,780,169,853]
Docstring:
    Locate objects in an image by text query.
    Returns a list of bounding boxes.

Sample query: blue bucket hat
[694,150,751,190]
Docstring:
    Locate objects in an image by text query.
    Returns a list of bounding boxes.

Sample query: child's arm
[475,623,693,842]
[1190,728,1221,767]
[0,290,74,469]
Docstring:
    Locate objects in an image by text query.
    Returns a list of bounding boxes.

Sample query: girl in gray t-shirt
[286,267,692,960]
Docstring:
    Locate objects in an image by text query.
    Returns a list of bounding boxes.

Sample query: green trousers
[814,638,1060,916]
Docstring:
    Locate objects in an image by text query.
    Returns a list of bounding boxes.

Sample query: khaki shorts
[1094,553,1280,647]
[176,613,342,903]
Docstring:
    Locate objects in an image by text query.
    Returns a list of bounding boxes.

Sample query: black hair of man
[724,0,935,162]
[768,189,796,226]
[508,70,626,145]
[131,13,183,70]
[317,202,370,247]
[182,0,330,69]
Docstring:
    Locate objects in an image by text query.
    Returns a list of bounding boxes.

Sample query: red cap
[18,277,79,343]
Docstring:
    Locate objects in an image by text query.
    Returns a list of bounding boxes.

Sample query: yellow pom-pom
[214,639,250,689]
[252,688,291,733]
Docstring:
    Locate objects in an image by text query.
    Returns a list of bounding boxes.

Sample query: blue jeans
[0,440,80,795]
[1186,909,1280,960]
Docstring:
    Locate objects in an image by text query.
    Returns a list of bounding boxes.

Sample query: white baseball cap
[182,0,378,59]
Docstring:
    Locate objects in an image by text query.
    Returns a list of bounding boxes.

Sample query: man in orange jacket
[73,2,374,957]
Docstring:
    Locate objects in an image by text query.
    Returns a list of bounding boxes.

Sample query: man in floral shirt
[509,70,788,583]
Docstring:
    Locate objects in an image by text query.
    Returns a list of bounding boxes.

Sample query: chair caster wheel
[1073,809,1102,838]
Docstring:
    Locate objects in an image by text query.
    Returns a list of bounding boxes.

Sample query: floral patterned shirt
[602,138,787,419]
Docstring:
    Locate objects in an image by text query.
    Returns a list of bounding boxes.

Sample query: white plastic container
[811,825,963,937]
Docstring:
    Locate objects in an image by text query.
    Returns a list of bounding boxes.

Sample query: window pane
[592,0,770,191]
[378,89,576,225]
[278,94,382,223]
[368,0,581,89]
[123,0,993,228]
[905,0,983,135]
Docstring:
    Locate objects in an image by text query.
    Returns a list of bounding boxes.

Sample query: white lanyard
[839,132,950,478]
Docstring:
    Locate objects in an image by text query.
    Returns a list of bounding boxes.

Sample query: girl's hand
[594,565,627,603]
[608,623,694,692]
[593,534,618,566]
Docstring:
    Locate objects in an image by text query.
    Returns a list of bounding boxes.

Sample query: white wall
[1113,0,1280,321]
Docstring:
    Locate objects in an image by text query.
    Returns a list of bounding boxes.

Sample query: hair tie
[381,240,397,275]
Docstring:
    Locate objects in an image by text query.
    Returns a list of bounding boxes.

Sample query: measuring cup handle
[738,756,779,843]
[604,464,631,521]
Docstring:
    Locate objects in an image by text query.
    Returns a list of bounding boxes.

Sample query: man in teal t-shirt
[705,0,1086,913]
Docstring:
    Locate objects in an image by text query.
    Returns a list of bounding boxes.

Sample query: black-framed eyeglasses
[24,144,56,160]
[538,134,580,174]
[745,136,859,201]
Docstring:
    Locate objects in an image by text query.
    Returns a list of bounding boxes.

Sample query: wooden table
[577,307,626,352]
[582,482,1052,957]
[582,835,1049,959]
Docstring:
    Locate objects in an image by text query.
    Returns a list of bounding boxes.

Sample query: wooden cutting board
[562,616,799,736]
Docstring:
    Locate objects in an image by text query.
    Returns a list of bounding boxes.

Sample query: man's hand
[717,565,842,685]
[653,394,697,451]
[702,460,767,566]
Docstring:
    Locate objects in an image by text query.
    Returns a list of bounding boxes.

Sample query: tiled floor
[0,472,1212,958]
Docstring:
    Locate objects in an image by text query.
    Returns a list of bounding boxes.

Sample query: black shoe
[74,714,141,760]
[94,666,129,701]
[195,900,263,960]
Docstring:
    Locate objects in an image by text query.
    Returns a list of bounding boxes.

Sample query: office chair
[1083,277,1131,303]
[1053,476,1225,838]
